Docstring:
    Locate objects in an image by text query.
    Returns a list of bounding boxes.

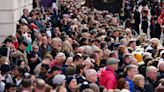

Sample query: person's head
[0,56,9,66]
[23,8,29,16]
[42,36,48,45]
[65,57,73,66]
[50,65,61,76]
[117,78,129,90]
[62,40,73,55]
[146,66,158,81]
[76,46,85,54]
[85,69,97,83]
[51,37,62,49]
[5,83,16,92]
[89,83,100,92]
[120,38,128,46]
[102,49,110,59]
[18,60,26,68]
[76,64,85,75]
[55,86,67,92]
[118,45,129,55]
[125,65,138,79]
[34,79,46,92]
[14,67,25,77]
[124,54,133,64]
[43,54,53,64]
[3,38,13,47]
[109,51,118,59]
[0,64,11,75]
[128,39,136,49]
[20,41,28,50]
[158,62,164,72]
[21,78,32,91]
[137,33,147,43]
[150,38,160,49]
[133,74,145,88]
[55,52,66,64]
[106,58,119,71]
[73,54,83,65]
[36,32,42,41]
[53,74,66,88]
[112,30,119,37]
[32,44,39,52]
[40,64,49,75]
[66,76,77,89]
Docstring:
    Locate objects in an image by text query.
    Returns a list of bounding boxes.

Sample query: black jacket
[144,78,159,92]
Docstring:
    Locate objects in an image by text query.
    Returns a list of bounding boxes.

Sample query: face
[69,79,77,89]
[89,72,97,83]
[7,87,17,92]
[128,68,138,78]
[33,46,39,52]
[131,42,136,49]
[6,42,13,47]
[42,36,48,45]
[24,9,29,16]
[20,61,25,68]
[14,69,20,77]
[151,42,157,48]
[112,63,118,71]
[139,77,145,88]
[148,69,158,81]
[20,43,27,50]
[114,53,119,59]
[52,70,61,76]
[40,67,47,74]
[125,81,129,90]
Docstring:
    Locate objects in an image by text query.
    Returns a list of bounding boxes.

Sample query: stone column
[0,0,33,43]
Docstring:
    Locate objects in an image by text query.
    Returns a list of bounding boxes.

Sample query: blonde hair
[62,40,73,56]
[133,74,144,87]
[137,33,147,43]
[0,56,9,66]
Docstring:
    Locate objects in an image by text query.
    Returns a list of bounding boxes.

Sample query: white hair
[56,52,66,60]
[85,69,97,78]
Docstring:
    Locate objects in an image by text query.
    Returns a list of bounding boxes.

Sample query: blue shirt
[126,76,134,92]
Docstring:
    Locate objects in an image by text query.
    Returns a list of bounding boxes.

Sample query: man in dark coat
[145,66,159,92]
[150,17,161,39]
[134,7,141,34]
[0,38,13,57]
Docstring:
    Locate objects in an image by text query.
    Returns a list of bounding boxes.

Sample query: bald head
[158,63,164,71]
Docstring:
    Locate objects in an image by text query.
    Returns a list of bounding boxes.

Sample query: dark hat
[50,66,61,73]
[106,58,119,65]
[66,75,75,85]
[3,37,13,44]
[113,43,120,47]
[16,30,22,35]
[41,64,49,70]
[154,16,158,20]
[0,64,11,73]
[21,40,28,47]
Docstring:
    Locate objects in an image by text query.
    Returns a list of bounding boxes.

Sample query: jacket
[99,66,117,89]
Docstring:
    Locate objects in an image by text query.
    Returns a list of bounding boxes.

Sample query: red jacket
[99,66,117,89]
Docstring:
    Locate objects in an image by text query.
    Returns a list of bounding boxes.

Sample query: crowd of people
[0,0,164,92]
